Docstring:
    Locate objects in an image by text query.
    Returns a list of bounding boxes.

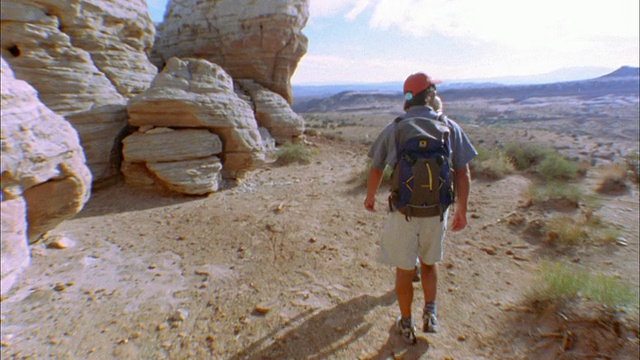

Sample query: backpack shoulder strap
[393,117,403,163]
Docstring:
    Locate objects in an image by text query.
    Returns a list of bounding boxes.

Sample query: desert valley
[2,66,639,359]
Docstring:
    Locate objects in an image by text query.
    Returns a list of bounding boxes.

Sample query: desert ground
[1,95,639,359]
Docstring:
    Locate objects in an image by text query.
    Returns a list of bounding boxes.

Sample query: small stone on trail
[170,309,189,322]
[47,236,75,249]
[53,283,66,292]
[194,270,210,277]
[254,303,271,315]
[616,237,628,246]
[157,323,168,331]
[480,247,496,255]
[457,334,467,341]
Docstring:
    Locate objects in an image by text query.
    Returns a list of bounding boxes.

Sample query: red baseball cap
[403,72,442,99]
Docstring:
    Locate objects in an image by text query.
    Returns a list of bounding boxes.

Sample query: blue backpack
[389,115,454,220]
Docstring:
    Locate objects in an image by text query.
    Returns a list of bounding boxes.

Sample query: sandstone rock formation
[152,0,309,104]
[1,0,157,181]
[236,80,305,144]
[123,57,266,193]
[1,58,92,295]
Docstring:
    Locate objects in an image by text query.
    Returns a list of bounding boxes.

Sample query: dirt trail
[1,135,638,359]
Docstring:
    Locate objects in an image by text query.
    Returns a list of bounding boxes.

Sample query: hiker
[364,72,477,344]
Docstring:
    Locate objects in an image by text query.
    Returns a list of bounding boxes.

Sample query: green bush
[504,143,552,170]
[537,152,579,180]
[275,142,313,165]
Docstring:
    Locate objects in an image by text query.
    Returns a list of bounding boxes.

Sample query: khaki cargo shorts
[378,210,448,270]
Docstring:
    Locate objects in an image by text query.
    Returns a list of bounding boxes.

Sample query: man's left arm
[451,164,471,231]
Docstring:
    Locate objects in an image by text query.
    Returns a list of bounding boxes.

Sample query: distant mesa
[598,66,640,79]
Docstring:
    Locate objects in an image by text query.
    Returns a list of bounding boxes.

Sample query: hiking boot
[422,311,438,333]
[412,264,421,283]
[395,316,417,344]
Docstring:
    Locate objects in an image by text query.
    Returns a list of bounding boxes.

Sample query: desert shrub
[323,132,345,141]
[471,147,514,180]
[504,143,581,180]
[355,159,393,187]
[543,210,621,246]
[536,152,580,180]
[528,181,584,206]
[544,216,588,246]
[596,164,630,195]
[504,143,552,170]
[304,128,321,137]
[623,149,639,183]
[536,261,638,310]
[275,142,313,165]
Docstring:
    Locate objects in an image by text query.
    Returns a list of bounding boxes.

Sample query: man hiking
[364,72,477,344]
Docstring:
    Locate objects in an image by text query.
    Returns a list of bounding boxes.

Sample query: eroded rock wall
[1,58,92,295]
[152,0,309,104]
[1,0,157,181]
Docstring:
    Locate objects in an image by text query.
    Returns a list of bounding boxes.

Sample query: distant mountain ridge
[292,66,637,100]
[293,66,639,113]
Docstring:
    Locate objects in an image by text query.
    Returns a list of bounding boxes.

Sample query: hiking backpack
[389,115,455,220]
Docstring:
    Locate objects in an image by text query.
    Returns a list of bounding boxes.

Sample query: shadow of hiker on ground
[366,323,430,360]
[230,290,429,359]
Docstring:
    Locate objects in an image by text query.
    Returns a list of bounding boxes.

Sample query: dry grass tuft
[471,147,515,180]
[533,261,639,311]
[275,142,314,165]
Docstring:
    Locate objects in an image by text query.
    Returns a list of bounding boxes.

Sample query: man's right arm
[364,167,384,212]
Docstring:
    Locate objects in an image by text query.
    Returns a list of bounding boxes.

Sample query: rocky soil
[1,117,639,359]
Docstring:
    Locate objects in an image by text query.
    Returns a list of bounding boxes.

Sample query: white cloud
[368,0,639,49]
[309,0,359,18]
[309,0,374,22]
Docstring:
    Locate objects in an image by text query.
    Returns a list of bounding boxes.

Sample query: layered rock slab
[124,57,266,194]
[152,0,309,104]
[1,57,92,295]
[1,0,157,181]
[236,79,305,144]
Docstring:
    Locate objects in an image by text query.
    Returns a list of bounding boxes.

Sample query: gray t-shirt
[368,106,477,170]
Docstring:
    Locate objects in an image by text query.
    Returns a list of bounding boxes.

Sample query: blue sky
[147,0,639,85]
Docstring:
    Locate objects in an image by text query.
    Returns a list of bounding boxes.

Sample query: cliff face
[1,0,157,181]
[151,0,309,104]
